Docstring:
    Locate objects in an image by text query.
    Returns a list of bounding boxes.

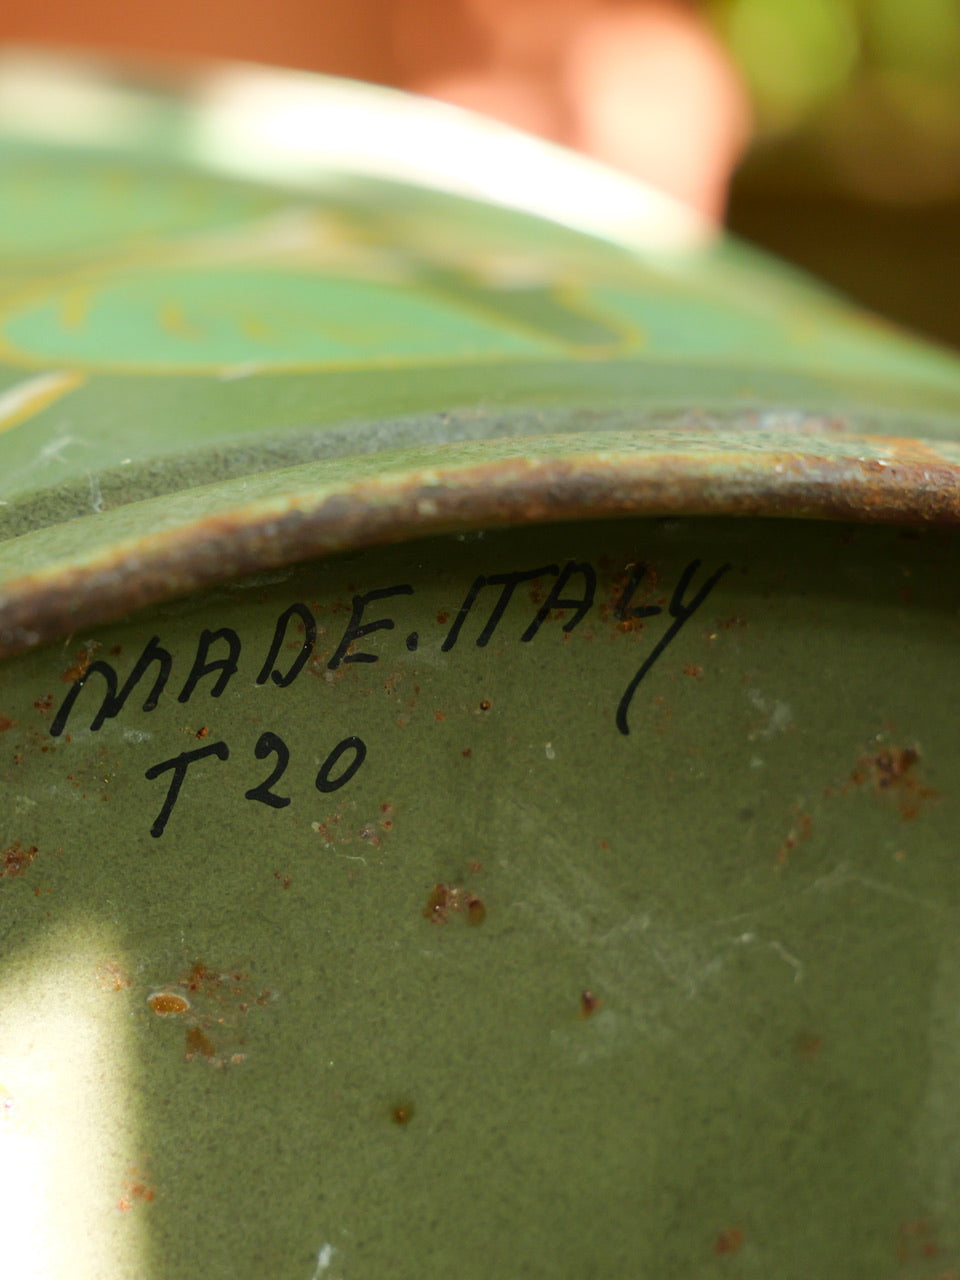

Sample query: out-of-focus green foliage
[708,0,960,200]
[718,0,859,131]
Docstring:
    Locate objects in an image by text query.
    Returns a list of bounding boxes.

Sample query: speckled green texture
[1,517,959,1278]
[1,57,960,1280]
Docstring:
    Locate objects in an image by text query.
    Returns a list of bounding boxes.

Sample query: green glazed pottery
[0,50,958,1280]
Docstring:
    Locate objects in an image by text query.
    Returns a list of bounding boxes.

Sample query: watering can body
[0,52,958,1279]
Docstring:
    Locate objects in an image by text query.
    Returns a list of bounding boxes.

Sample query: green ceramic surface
[1,53,959,1280]
[3,517,960,1279]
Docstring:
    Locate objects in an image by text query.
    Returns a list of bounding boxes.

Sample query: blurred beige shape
[415,68,566,140]
[563,4,752,219]
[407,0,750,219]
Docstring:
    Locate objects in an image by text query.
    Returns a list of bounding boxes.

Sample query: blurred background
[1,0,957,348]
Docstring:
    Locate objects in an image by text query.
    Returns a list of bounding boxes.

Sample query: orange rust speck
[468,859,484,874]
[713,1228,744,1256]
[195,726,209,739]
[853,743,937,819]
[434,710,445,722]
[776,811,812,867]
[580,990,601,1018]
[117,1180,155,1211]
[181,960,221,993]
[96,961,131,992]
[599,840,610,851]
[185,1026,216,1058]
[424,881,485,925]
[684,663,704,678]
[61,650,94,683]
[436,611,449,625]
[273,871,293,889]
[148,991,191,1016]
[1,842,38,878]
[479,699,491,711]
[390,1102,415,1126]
[462,748,472,758]
[873,746,919,789]
[795,1031,824,1059]
[33,695,53,712]
[0,716,13,732]
[423,882,451,923]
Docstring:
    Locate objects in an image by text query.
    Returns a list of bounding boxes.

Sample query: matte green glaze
[0,58,959,548]
[1,53,960,1280]
[2,517,959,1278]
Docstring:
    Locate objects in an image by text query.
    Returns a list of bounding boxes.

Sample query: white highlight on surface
[310,1243,336,1277]
[0,924,142,1279]
[0,49,708,251]
[122,728,152,744]
[0,371,83,433]
[746,688,793,739]
[191,68,711,252]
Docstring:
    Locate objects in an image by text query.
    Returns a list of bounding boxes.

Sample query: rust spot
[465,895,486,925]
[713,1228,744,1256]
[185,1026,216,1059]
[33,694,53,713]
[148,991,191,1016]
[436,611,449,625]
[61,644,99,683]
[462,748,472,758]
[181,960,223,994]
[580,990,601,1018]
[117,1174,155,1212]
[96,961,131,992]
[853,743,937,819]
[776,810,812,867]
[895,1219,940,1264]
[684,663,704,677]
[109,644,122,656]
[795,1031,824,1059]
[434,710,445,722]
[0,716,13,732]
[468,859,484,873]
[423,883,451,924]
[424,881,485,926]
[1,842,38,879]
[390,1102,415,1126]
[617,616,646,634]
[872,745,918,788]
[478,699,491,712]
[195,726,209,739]
[273,871,292,889]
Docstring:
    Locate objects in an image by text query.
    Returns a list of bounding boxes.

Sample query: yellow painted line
[0,370,86,435]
